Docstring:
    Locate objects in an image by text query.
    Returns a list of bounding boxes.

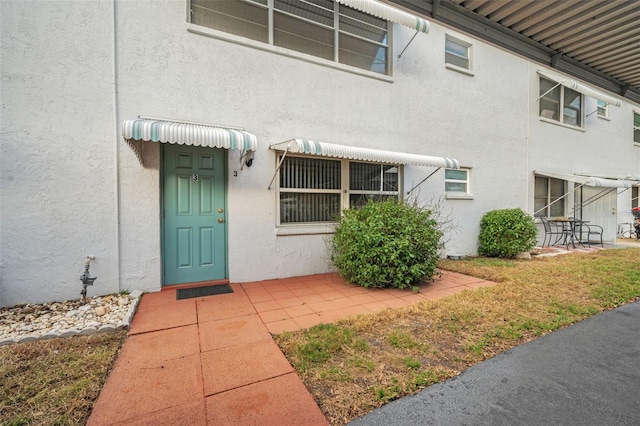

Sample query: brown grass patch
[0,331,126,425]
[274,248,640,425]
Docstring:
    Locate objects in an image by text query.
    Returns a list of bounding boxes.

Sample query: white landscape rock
[94,305,111,316]
[0,291,143,346]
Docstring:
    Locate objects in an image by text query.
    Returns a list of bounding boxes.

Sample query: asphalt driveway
[349,300,640,426]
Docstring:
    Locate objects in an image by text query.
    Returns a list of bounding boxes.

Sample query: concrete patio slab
[198,314,271,352]
[201,339,293,396]
[204,373,329,426]
[88,270,497,425]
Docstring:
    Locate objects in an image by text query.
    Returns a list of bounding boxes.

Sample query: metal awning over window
[122,118,257,165]
[534,170,637,217]
[537,70,621,107]
[336,0,429,33]
[534,171,635,188]
[270,139,459,168]
[269,138,458,190]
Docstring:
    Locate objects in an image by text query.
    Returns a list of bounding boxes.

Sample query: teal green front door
[162,144,227,285]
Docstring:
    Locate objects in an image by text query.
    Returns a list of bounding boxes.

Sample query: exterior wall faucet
[80,256,97,301]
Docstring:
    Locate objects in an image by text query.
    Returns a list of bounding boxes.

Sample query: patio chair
[540,217,566,247]
[573,221,604,247]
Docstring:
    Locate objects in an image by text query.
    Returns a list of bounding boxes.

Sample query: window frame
[539,77,584,128]
[348,162,400,209]
[188,0,392,77]
[444,34,473,75]
[596,100,609,119]
[634,110,640,144]
[534,176,567,218]
[444,167,470,195]
[276,154,403,227]
[632,186,639,209]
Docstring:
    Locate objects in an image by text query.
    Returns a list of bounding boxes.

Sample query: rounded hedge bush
[330,199,443,289]
[478,208,538,258]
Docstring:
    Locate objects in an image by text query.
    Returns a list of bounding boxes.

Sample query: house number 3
[192,174,198,181]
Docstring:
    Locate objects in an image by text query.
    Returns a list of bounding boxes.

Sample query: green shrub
[330,199,443,289]
[478,208,538,258]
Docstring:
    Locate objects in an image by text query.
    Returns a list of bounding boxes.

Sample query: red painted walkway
[87,271,495,425]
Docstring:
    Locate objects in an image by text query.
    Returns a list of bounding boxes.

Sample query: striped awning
[270,139,459,169]
[537,70,621,107]
[535,171,636,188]
[336,0,429,33]
[122,118,257,165]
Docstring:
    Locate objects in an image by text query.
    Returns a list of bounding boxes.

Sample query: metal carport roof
[391,0,640,104]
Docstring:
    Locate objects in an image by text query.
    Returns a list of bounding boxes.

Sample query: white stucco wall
[527,65,640,241]
[1,0,119,306]
[2,0,638,306]
[528,69,637,176]
[113,1,532,284]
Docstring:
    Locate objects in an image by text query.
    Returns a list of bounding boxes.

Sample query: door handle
[218,218,224,223]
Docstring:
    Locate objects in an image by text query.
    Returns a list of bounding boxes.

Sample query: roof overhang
[534,170,636,188]
[122,118,257,165]
[337,0,429,33]
[270,139,459,168]
[390,0,640,104]
[537,70,621,107]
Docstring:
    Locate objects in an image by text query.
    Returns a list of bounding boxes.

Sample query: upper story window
[634,111,640,144]
[539,77,583,127]
[632,187,638,209]
[445,36,469,69]
[534,176,566,217]
[445,168,469,194]
[190,0,390,75]
[278,156,400,224]
[445,35,471,72]
[596,100,608,118]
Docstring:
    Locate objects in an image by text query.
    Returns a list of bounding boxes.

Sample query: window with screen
[190,0,390,75]
[534,176,566,217]
[539,77,583,127]
[278,156,401,224]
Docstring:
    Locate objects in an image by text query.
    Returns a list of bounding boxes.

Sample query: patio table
[548,218,589,249]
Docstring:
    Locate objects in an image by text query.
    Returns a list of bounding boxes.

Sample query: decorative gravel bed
[0,290,142,346]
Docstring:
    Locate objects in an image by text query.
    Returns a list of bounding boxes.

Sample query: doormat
[176,284,233,300]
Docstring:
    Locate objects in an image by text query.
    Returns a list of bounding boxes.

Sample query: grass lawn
[274,248,640,425]
[0,331,126,426]
[1,248,638,425]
